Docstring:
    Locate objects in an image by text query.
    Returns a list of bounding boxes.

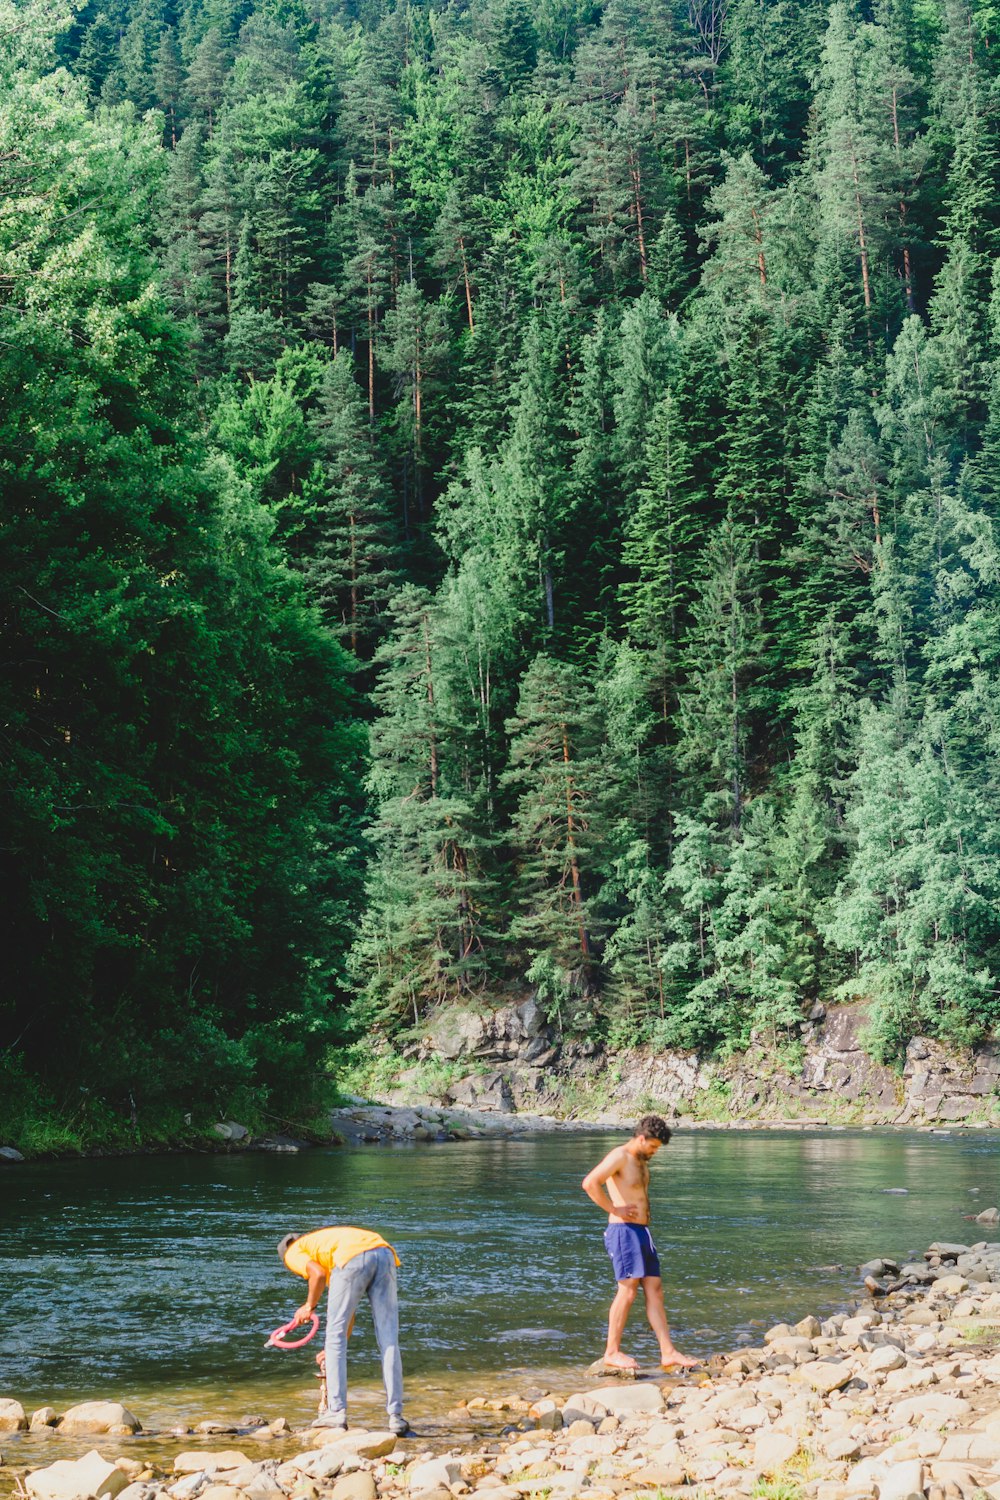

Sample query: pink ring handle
[266,1314,320,1349]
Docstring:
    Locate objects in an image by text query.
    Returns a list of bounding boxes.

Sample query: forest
[4,0,1000,1145]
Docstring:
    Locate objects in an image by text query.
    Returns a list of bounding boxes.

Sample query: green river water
[1,1128,998,1463]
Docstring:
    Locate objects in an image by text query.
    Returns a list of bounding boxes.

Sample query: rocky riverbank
[7,1234,1000,1500]
[364,998,1000,1130]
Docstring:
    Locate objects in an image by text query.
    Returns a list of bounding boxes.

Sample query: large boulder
[0,1147,25,1163]
[425,1009,487,1061]
[58,1403,140,1436]
[445,1071,515,1113]
[0,1399,27,1432]
[213,1122,248,1142]
[27,1450,130,1500]
[305,1429,397,1458]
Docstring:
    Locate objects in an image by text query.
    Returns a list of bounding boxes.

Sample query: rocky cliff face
[384,1000,1000,1126]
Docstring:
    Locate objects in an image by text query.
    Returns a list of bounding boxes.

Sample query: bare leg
[604,1279,640,1369]
[642,1276,699,1368]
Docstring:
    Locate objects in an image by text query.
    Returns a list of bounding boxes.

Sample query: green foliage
[10,0,1000,1140]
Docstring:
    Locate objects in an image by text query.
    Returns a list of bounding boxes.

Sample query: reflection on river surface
[1,1127,998,1442]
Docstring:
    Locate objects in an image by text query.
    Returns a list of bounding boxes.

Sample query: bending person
[279,1225,407,1435]
[581,1116,698,1373]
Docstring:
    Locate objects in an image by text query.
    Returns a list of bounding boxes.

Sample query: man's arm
[291,1260,327,1325]
[581,1148,639,1220]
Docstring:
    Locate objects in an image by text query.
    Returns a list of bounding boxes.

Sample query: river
[1,1128,997,1443]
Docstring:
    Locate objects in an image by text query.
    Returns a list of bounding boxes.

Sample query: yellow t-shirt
[283,1226,400,1280]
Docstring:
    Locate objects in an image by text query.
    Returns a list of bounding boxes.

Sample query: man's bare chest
[615,1158,649,1193]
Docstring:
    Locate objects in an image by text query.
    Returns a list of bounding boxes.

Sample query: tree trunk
[562,727,590,958]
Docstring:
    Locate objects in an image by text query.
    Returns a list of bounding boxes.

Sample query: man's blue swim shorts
[604,1222,661,1281]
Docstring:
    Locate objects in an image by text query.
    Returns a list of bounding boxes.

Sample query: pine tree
[676,513,766,828]
[153,26,184,146]
[353,586,496,1023]
[379,278,451,535]
[303,351,398,655]
[503,655,610,989]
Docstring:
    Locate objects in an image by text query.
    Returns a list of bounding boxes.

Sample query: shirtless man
[581,1116,698,1372]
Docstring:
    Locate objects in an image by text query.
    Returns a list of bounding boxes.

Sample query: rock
[408,1460,462,1492]
[796,1361,853,1394]
[59,1403,141,1436]
[529,1401,562,1432]
[0,1399,27,1432]
[171,1473,209,1498]
[586,1385,662,1415]
[871,1460,924,1500]
[563,1421,594,1439]
[27,1451,131,1500]
[31,1409,59,1430]
[976,1209,1000,1225]
[892,1394,970,1425]
[306,1431,397,1459]
[868,1346,906,1372]
[278,1450,345,1484]
[769,1337,816,1360]
[446,1072,515,1114]
[560,1395,609,1424]
[753,1432,798,1472]
[0,1147,25,1162]
[629,1464,686,1489]
[225,1466,284,1499]
[199,1489,244,1500]
[765,1324,794,1344]
[173,1455,251,1476]
[330,1474,376,1500]
[213,1122,249,1142]
[113,1485,149,1500]
[824,1436,861,1463]
[795,1316,822,1339]
[931,1275,969,1295]
[938,1097,975,1121]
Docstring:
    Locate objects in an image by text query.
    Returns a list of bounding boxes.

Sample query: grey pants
[324,1247,403,1419]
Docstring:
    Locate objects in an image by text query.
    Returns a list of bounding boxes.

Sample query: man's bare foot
[603,1350,639,1371]
[660,1350,700,1370]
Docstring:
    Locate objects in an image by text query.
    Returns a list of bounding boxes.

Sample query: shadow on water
[1,1128,998,1434]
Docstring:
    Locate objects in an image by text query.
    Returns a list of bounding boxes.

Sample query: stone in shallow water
[0,1399,27,1432]
[59,1403,141,1436]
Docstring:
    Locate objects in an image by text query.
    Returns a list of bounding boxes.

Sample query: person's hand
[291,1303,316,1327]
[615,1203,640,1222]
